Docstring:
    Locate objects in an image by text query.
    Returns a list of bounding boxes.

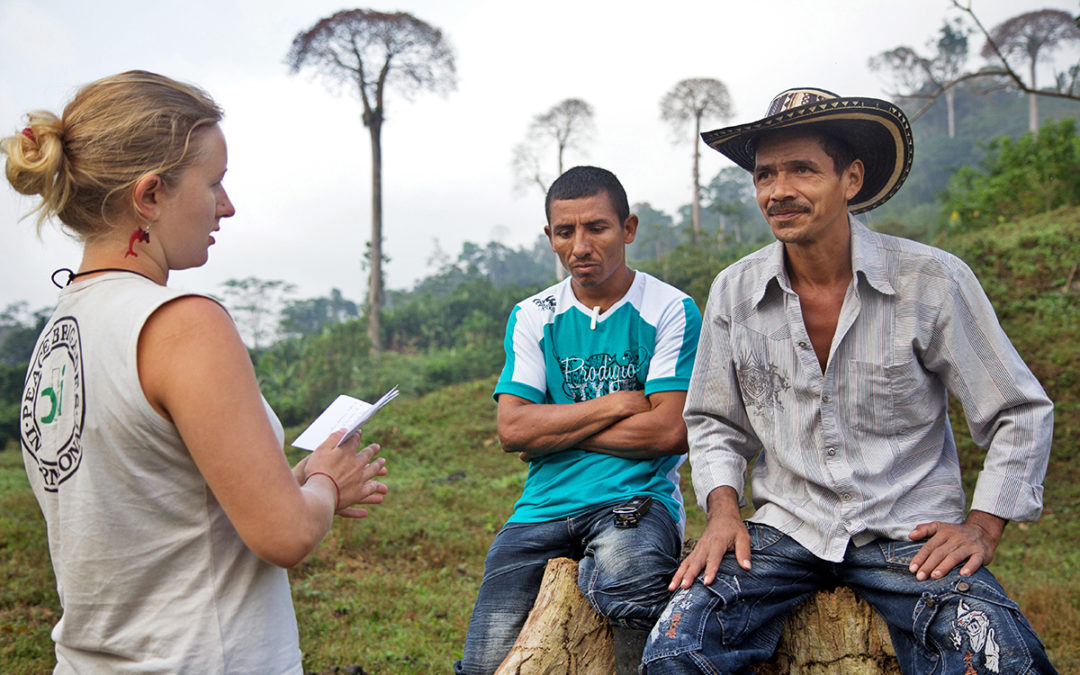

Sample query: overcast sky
[1,0,1073,312]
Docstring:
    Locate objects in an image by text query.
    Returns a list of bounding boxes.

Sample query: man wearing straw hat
[641,88,1056,673]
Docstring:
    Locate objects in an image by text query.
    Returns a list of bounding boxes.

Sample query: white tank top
[21,273,302,674]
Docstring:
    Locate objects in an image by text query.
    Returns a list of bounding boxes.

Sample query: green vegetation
[252,271,532,427]
[943,118,1080,231]
[940,209,1080,669]
[2,205,1078,672]
[3,97,1079,671]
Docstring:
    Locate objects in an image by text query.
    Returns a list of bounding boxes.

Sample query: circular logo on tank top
[21,316,86,491]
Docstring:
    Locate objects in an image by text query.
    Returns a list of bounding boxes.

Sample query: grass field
[1,209,1077,673]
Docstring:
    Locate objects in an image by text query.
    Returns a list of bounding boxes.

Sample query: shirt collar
[751,214,896,308]
[850,215,896,297]
[749,241,788,308]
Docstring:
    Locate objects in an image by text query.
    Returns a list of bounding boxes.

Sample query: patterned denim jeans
[642,522,1056,674]
[455,503,681,674]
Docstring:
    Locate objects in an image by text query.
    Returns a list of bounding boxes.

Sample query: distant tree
[628,202,678,263]
[660,78,733,243]
[287,10,457,351]
[869,19,972,137]
[279,288,359,339]
[458,240,555,289]
[412,238,554,296]
[702,167,765,245]
[510,98,595,279]
[0,301,49,366]
[511,98,595,195]
[0,301,51,451]
[982,8,1080,132]
[900,2,1080,127]
[219,278,297,350]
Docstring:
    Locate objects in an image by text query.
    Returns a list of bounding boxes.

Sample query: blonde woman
[4,71,388,673]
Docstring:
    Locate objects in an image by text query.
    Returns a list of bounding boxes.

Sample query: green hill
[1,209,1077,672]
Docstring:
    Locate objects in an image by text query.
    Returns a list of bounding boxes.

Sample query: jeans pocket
[878,539,925,567]
[913,577,1034,674]
[747,521,786,552]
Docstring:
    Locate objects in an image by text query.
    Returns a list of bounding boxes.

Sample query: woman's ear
[132,173,164,221]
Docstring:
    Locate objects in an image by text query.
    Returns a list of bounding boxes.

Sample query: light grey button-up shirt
[685,217,1053,562]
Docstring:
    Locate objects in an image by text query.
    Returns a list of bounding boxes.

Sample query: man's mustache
[767,200,812,216]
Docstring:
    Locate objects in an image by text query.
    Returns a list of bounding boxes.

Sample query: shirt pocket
[844,356,941,437]
[843,359,896,435]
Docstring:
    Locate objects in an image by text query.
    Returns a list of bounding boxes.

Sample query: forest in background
[1,86,1079,439]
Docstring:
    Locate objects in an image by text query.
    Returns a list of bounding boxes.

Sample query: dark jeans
[455,502,681,674]
[642,523,1056,674]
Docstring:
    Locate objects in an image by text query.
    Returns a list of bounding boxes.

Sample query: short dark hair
[816,130,857,175]
[545,166,630,225]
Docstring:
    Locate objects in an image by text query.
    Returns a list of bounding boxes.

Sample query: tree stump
[499,556,901,674]
[754,586,900,675]
[495,557,614,674]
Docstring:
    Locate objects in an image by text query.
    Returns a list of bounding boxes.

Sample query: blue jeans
[642,523,1056,674]
[455,502,681,674]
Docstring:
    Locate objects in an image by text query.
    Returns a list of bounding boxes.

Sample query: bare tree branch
[953,1,1080,130]
[873,2,1080,126]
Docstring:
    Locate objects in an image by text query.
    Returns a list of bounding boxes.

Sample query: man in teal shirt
[456,166,701,674]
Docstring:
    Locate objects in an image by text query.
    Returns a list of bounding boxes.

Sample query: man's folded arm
[496,390,651,458]
[577,390,690,459]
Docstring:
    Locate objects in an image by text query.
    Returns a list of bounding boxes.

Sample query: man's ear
[544,225,555,251]
[623,214,638,244]
[844,159,865,202]
[132,173,164,221]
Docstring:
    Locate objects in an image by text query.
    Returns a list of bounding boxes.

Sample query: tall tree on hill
[287,10,457,351]
[511,98,595,195]
[869,19,972,137]
[511,98,595,279]
[983,8,1080,132]
[660,78,733,244]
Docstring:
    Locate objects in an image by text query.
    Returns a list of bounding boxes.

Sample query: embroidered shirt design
[736,351,790,414]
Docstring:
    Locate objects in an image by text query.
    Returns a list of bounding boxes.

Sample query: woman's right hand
[305,429,389,519]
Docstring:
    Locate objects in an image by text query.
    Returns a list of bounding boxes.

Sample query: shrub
[943,118,1080,231]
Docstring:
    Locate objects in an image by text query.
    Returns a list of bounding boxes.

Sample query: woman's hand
[305,429,389,518]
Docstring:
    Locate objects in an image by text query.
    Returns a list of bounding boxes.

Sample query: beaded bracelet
[305,472,341,511]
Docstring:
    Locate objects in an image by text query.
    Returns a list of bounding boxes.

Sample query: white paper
[291,386,398,451]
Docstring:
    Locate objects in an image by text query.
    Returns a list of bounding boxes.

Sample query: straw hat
[701,87,914,213]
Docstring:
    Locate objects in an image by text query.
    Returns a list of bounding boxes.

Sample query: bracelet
[305,472,341,511]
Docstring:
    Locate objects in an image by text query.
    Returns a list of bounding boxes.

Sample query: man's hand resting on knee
[669,486,751,590]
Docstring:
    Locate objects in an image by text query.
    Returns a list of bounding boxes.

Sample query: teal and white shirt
[495,271,702,529]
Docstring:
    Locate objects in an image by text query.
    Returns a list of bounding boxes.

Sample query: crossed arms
[496,389,689,460]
